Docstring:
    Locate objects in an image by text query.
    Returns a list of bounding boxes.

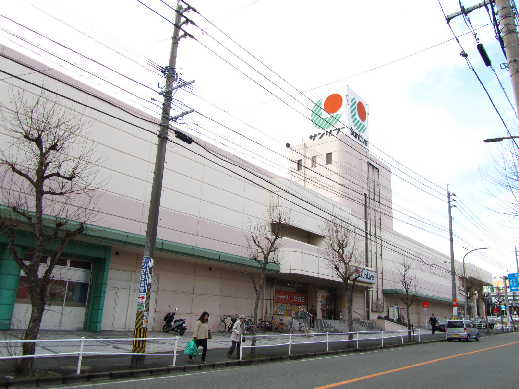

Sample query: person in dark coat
[429,313,438,334]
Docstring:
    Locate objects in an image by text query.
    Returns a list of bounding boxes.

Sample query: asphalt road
[47,332,519,389]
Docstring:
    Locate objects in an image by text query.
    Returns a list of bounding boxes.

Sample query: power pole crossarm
[446,0,494,22]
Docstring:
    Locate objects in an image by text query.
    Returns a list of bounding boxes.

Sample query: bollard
[401,331,404,344]
[381,331,384,347]
[173,338,178,366]
[239,335,243,361]
[326,333,329,352]
[289,333,292,355]
[76,337,85,375]
[356,332,359,349]
[418,329,421,343]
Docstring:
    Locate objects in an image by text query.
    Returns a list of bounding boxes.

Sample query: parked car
[436,319,447,332]
[446,320,479,342]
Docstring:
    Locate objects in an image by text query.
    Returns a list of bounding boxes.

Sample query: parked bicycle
[218,314,238,333]
[272,317,286,333]
[288,317,309,334]
[257,319,273,332]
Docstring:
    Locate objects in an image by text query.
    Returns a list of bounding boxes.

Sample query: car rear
[446,320,468,341]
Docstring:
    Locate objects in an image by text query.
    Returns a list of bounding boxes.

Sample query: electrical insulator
[477,43,492,67]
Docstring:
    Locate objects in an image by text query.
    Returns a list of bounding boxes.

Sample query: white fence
[0,337,180,374]
[239,329,427,360]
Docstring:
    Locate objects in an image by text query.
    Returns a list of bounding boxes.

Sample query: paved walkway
[0,328,450,376]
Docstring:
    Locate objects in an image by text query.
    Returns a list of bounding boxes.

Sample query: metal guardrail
[0,337,180,375]
[239,329,428,360]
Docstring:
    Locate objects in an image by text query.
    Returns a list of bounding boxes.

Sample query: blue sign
[508,273,519,292]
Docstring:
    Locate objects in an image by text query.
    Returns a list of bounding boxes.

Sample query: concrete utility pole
[502,275,512,323]
[496,0,519,112]
[131,0,193,368]
[447,186,457,319]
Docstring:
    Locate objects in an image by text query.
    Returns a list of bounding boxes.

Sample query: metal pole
[448,186,457,319]
[515,246,519,273]
[462,248,488,319]
[172,338,178,367]
[131,0,187,368]
[76,337,85,375]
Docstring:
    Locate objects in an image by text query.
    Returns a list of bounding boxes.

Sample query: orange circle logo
[357,101,367,122]
[323,94,343,114]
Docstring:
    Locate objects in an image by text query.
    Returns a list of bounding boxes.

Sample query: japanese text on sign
[274,290,306,305]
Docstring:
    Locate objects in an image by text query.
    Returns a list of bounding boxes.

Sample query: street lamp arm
[483,136,519,143]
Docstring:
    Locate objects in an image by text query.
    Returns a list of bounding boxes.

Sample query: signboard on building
[353,267,376,284]
[508,273,519,292]
[308,86,369,148]
[274,290,307,305]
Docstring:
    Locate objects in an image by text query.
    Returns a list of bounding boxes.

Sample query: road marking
[314,341,519,388]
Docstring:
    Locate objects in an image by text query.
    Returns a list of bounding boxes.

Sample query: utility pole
[131,0,194,368]
[496,0,519,112]
[502,275,512,324]
[515,246,519,273]
[447,186,457,319]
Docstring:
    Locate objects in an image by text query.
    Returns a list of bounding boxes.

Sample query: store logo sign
[311,93,343,130]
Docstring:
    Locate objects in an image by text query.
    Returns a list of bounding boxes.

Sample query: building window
[326,152,332,165]
[311,155,317,168]
[297,159,303,171]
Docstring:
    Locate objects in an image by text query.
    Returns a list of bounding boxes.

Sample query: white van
[446,320,479,342]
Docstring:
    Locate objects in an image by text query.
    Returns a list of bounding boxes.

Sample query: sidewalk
[0,328,448,377]
[0,331,468,388]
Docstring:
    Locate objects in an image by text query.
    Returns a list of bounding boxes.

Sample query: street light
[462,247,489,319]
[483,136,519,142]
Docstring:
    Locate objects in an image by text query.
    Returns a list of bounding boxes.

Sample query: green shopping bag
[184,340,198,357]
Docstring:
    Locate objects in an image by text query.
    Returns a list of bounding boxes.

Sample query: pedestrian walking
[227,314,246,359]
[190,311,214,363]
[429,313,438,334]
[309,305,317,328]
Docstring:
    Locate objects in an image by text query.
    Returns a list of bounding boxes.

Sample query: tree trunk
[406,304,412,342]
[250,272,264,357]
[16,301,45,376]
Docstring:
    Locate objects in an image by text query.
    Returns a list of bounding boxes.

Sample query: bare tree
[482,138,519,219]
[394,258,417,341]
[320,217,364,341]
[244,204,290,356]
[0,91,103,375]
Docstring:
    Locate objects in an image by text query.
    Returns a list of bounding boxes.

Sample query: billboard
[308,86,369,148]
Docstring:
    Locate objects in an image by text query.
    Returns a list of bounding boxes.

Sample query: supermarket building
[0,44,491,333]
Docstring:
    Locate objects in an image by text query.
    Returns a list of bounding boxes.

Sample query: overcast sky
[1,0,518,277]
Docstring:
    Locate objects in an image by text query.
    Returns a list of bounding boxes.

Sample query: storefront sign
[275,290,307,305]
[354,268,376,284]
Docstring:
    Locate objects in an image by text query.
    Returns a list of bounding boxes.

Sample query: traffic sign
[422,302,429,309]
[508,273,519,292]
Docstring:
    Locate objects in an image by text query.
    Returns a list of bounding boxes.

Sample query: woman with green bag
[189,311,214,363]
